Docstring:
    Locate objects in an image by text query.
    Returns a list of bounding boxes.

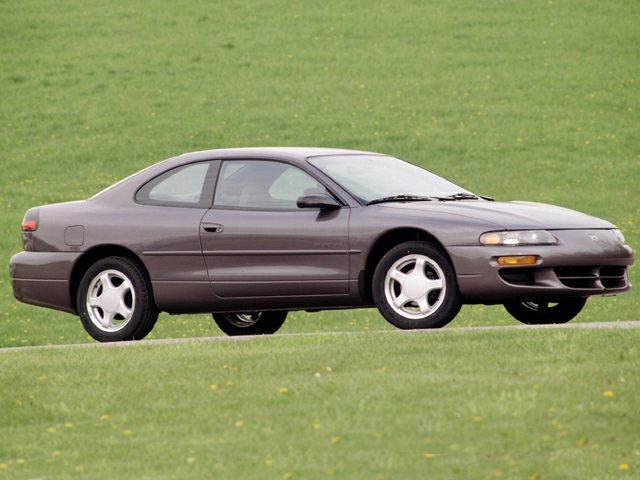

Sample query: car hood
[379,200,616,230]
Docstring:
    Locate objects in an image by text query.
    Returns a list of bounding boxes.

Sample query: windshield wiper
[367,194,435,206]
[432,192,490,201]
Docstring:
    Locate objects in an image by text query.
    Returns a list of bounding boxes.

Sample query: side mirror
[296,193,341,209]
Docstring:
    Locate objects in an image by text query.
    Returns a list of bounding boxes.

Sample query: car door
[199,159,350,301]
[130,160,219,312]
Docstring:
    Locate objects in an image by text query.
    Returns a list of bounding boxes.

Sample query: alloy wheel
[227,312,263,328]
[384,254,446,319]
[86,269,136,332]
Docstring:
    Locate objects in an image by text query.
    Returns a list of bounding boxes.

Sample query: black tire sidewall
[212,311,288,336]
[77,256,157,342]
[373,241,462,329]
[504,298,587,325]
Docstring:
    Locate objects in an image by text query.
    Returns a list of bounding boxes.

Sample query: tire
[212,311,288,336]
[504,298,587,325]
[76,256,159,342]
[372,241,462,329]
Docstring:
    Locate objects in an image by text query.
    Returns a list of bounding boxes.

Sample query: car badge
[588,234,600,242]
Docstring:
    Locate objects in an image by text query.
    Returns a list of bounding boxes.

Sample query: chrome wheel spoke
[99,272,112,290]
[115,282,130,296]
[416,296,430,313]
[393,292,410,308]
[389,268,408,283]
[413,257,426,275]
[101,310,115,328]
[117,301,132,319]
[426,277,443,293]
[88,295,102,308]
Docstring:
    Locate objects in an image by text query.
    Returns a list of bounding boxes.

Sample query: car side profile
[10,147,634,342]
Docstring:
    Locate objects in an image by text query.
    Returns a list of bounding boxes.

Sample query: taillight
[22,220,38,231]
[22,209,39,232]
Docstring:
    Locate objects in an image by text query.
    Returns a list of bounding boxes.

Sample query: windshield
[308,155,469,203]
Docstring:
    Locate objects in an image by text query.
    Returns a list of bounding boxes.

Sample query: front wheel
[212,311,287,336]
[504,298,587,325]
[372,241,462,329]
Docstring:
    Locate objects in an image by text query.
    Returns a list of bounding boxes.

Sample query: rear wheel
[372,241,462,329]
[212,311,287,336]
[504,298,587,325]
[77,256,158,342]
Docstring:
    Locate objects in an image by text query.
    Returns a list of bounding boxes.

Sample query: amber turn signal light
[496,255,539,266]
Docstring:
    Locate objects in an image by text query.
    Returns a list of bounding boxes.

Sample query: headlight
[613,229,626,244]
[480,230,558,246]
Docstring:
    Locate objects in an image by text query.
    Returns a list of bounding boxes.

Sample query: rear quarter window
[135,161,217,208]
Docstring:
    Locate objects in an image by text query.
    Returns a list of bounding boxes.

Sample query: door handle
[202,223,223,233]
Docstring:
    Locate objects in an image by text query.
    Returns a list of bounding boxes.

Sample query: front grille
[554,266,628,290]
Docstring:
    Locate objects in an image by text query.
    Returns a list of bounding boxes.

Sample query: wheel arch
[360,227,454,303]
[69,244,153,312]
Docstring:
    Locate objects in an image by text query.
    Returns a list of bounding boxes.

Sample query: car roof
[91,147,385,203]
[176,147,384,164]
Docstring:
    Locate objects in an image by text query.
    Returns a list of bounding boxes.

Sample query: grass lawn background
[0,1,638,478]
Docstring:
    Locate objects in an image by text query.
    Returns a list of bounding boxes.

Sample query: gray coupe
[10,148,634,341]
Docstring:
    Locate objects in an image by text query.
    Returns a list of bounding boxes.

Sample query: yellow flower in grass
[52,451,61,458]
[187,456,196,465]
[331,436,340,445]
[277,387,289,394]
[472,416,483,423]
[46,427,57,433]
[235,419,244,429]
[619,463,629,471]
[122,429,133,438]
[17,458,25,465]
[603,390,615,398]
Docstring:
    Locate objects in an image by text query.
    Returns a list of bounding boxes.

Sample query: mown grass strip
[1,328,638,478]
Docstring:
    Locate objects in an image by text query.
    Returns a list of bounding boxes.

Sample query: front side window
[136,161,216,207]
[214,160,331,210]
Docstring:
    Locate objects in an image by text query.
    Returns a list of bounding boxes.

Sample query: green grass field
[1,0,639,477]
[2,328,639,479]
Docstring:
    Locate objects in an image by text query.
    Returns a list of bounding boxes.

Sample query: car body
[9,147,634,341]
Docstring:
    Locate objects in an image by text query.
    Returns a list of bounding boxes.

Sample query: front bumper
[448,229,634,302]
[10,251,80,314]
